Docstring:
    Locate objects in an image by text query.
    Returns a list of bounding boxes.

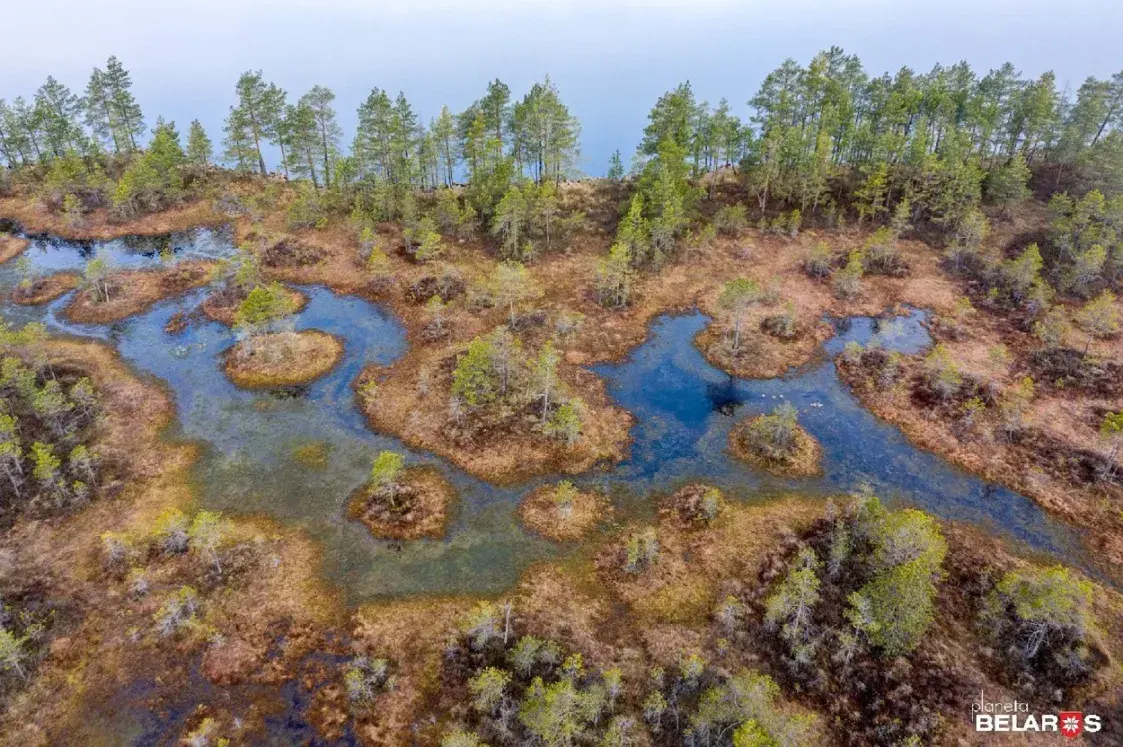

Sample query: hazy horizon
[5,0,1122,175]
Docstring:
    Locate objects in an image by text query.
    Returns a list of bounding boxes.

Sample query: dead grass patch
[517,483,611,542]
[224,330,343,388]
[0,196,223,241]
[0,233,29,263]
[10,272,80,305]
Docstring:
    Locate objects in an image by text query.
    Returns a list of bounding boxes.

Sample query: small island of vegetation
[729,402,823,477]
[10,271,80,305]
[518,479,610,541]
[222,281,342,388]
[347,450,456,539]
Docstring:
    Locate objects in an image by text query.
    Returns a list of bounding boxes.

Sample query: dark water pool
[0,228,1105,602]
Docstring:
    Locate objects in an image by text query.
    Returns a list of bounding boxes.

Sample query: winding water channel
[0,226,1105,602]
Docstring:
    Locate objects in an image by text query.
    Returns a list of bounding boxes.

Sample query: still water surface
[0,227,1101,602]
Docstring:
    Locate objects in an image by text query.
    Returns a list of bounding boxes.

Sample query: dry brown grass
[517,483,611,542]
[0,234,29,263]
[62,260,217,324]
[224,329,343,388]
[838,323,1123,566]
[9,272,80,305]
[0,196,223,241]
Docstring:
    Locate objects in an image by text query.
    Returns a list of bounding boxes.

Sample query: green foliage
[154,585,200,637]
[286,181,328,229]
[452,336,499,408]
[765,546,822,649]
[186,120,213,166]
[846,508,947,657]
[189,510,229,572]
[623,528,659,573]
[112,119,186,220]
[1075,290,1119,343]
[803,242,833,279]
[543,401,582,446]
[491,182,533,259]
[732,720,777,747]
[1002,242,1045,302]
[488,260,541,327]
[854,162,889,225]
[714,203,748,236]
[551,480,578,516]
[833,252,864,299]
[441,729,489,747]
[433,188,476,239]
[987,566,1093,660]
[82,56,145,153]
[595,243,633,308]
[344,656,389,704]
[369,450,404,492]
[154,507,190,554]
[403,215,444,261]
[0,625,29,679]
[744,403,801,462]
[1032,308,1070,350]
[692,669,818,746]
[469,666,511,713]
[606,150,625,181]
[719,278,762,352]
[519,675,606,746]
[224,70,286,175]
[986,154,1031,207]
[923,343,962,399]
[1048,190,1123,292]
[459,601,503,650]
[233,283,295,332]
[30,442,60,487]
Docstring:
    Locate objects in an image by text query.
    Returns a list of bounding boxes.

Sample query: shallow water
[0,228,1105,602]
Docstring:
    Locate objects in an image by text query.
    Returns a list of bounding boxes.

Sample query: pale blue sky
[5,0,1122,173]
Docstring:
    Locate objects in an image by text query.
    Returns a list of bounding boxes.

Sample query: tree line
[3,50,1122,264]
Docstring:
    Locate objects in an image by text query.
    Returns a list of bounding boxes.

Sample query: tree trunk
[319,120,332,188]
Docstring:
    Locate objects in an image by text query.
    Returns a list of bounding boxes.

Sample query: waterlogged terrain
[0,227,1103,601]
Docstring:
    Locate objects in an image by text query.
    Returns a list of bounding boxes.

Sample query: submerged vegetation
[1,46,1122,746]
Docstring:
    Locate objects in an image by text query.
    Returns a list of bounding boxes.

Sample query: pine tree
[606,149,624,181]
[300,85,341,188]
[224,71,285,175]
[103,56,145,151]
[186,120,212,166]
[34,76,85,158]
